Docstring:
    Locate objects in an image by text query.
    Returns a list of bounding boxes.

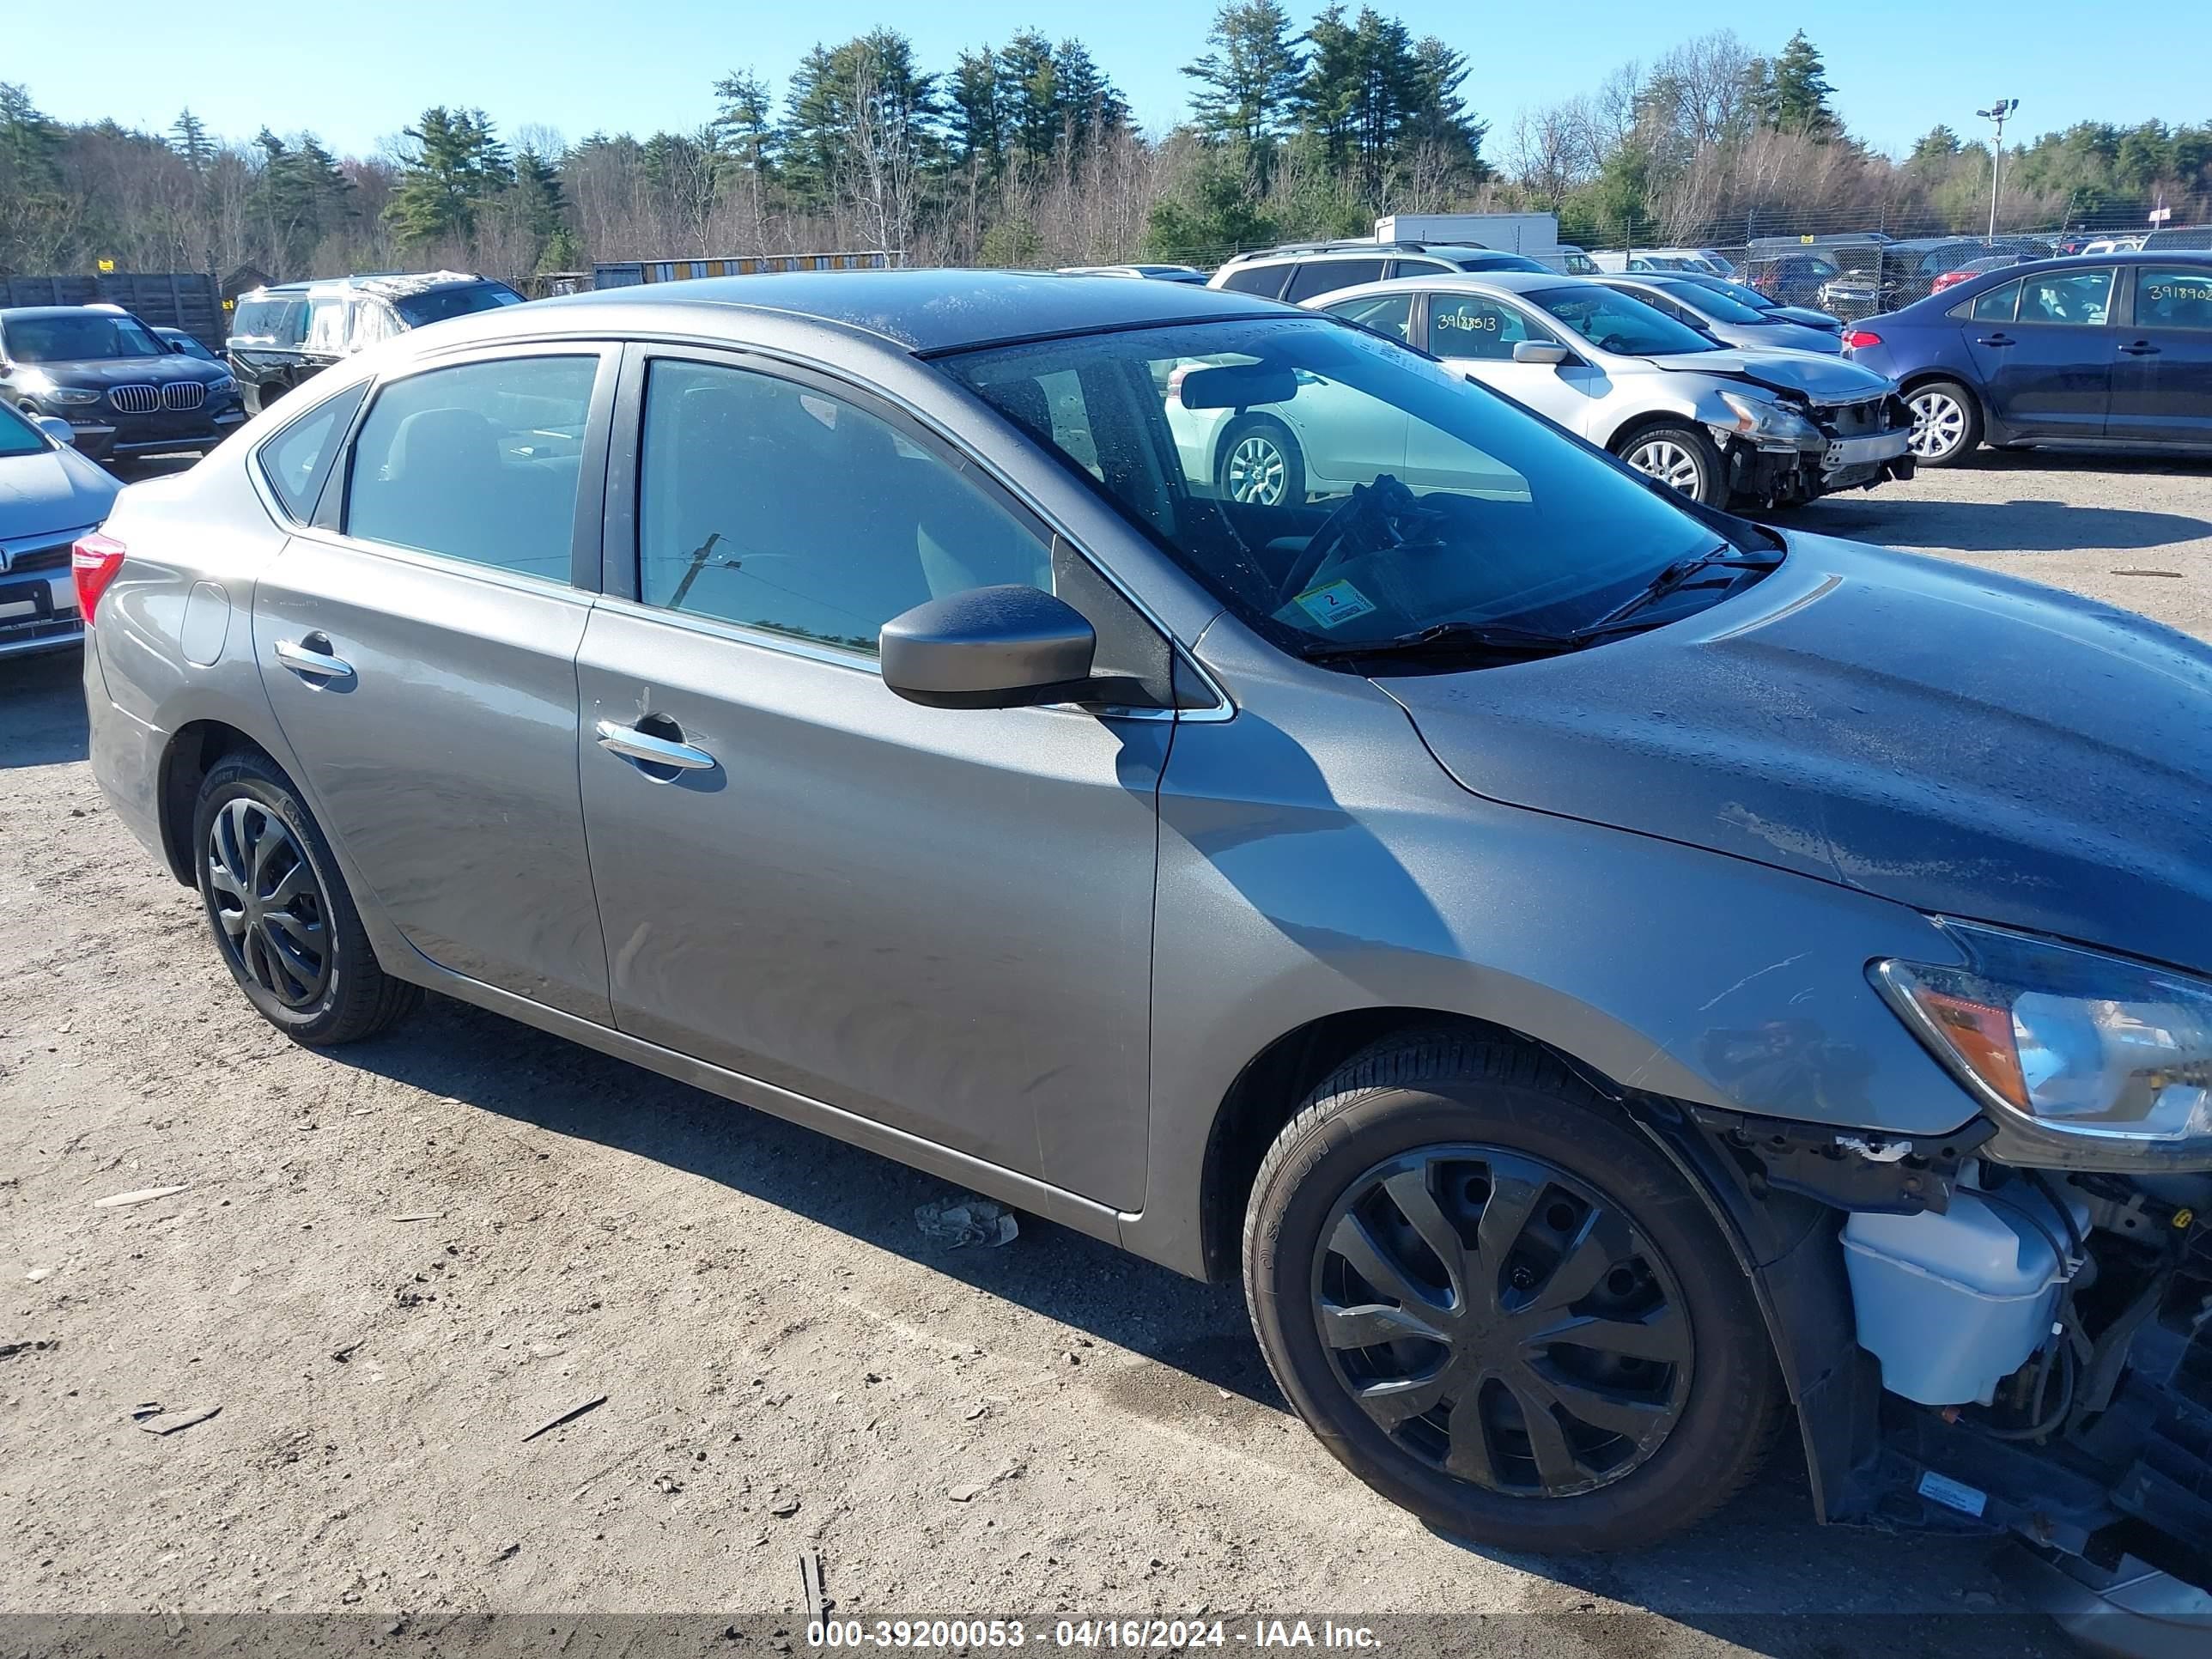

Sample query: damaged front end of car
[1707,386,1916,507]
[1625,918,2212,1640]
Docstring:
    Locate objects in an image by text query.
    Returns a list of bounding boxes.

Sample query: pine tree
[947,47,1003,173]
[385,107,513,246]
[996,31,1060,163]
[512,145,569,240]
[0,82,63,189]
[1182,1,1305,150]
[1049,40,1130,150]
[1761,32,1839,140]
[781,32,938,210]
[712,70,778,177]
[171,107,215,174]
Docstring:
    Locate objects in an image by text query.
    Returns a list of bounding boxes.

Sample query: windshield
[0,399,47,457]
[6,313,167,363]
[1527,286,1722,356]
[939,316,1733,663]
[1650,280,1768,325]
[392,283,523,327]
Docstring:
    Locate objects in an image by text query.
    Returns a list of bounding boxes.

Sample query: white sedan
[0,402,120,659]
[1306,272,1913,507]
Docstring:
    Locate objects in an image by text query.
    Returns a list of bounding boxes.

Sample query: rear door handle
[2118,340,2161,356]
[274,635,354,682]
[594,719,716,772]
[1976,333,2016,348]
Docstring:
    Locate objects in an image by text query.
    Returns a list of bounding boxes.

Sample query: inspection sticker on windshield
[1916,1470,1988,1518]
[1292,579,1377,629]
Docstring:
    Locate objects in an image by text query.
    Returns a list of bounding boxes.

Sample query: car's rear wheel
[1905,380,1981,465]
[1616,424,1726,506]
[1243,1034,1784,1553]
[1216,416,1305,507]
[192,750,419,1045]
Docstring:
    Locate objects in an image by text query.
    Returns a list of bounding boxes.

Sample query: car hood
[1766,305,1842,331]
[1382,532,2212,977]
[0,445,118,542]
[1641,349,1893,401]
[27,356,224,387]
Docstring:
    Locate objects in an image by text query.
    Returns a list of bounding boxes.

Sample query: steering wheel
[1273,476,1425,606]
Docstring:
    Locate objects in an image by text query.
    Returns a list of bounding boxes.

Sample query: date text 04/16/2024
[805,1620,1383,1650]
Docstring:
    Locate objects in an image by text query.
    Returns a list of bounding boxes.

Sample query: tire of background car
[1243,1033,1784,1553]
[1902,379,1982,467]
[1613,423,1727,507]
[1215,415,1306,508]
[191,750,420,1045]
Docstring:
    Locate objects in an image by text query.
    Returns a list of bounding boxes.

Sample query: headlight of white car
[1875,921,2212,1153]
[1717,389,1818,444]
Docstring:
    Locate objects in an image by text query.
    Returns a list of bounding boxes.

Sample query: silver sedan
[1593,274,1844,356]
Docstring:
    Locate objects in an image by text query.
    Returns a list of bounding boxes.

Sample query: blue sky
[18,0,2208,161]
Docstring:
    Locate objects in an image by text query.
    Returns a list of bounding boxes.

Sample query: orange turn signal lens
[1911,987,2030,1111]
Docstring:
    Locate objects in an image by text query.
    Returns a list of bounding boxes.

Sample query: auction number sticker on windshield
[1292,579,1377,629]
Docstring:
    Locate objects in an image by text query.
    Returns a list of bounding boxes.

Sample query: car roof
[247,270,501,299]
[527,269,1285,354]
[0,305,144,320]
[1899,248,2212,307]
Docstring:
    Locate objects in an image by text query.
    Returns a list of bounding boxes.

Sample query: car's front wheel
[1243,1034,1784,1553]
[1616,424,1727,506]
[1904,380,1982,466]
[192,750,419,1045]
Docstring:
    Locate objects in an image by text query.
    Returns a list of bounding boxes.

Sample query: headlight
[209,374,236,395]
[1875,920,2212,1150]
[15,368,99,404]
[1717,389,1816,443]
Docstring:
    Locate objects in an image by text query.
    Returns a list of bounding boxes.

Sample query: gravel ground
[4,453,2208,1656]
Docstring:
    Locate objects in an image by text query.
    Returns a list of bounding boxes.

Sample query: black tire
[1614,422,1728,506]
[1903,379,1982,466]
[191,750,419,1045]
[1243,1034,1784,1553]
[1215,415,1306,507]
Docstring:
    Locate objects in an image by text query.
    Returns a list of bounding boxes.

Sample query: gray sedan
[81,271,2212,1612]
[1594,273,1843,355]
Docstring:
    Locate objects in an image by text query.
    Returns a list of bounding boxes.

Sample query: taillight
[71,532,127,625]
[1843,329,1883,351]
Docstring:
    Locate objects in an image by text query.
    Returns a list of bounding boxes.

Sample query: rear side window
[257,382,368,520]
[305,296,349,355]
[343,355,598,580]
[1964,281,2021,323]
[1322,292,1413,344]
[1425,294,1546,359]
[1217,264,1287,298]
[1283,259,1383,302]
[2135,267,2212,331]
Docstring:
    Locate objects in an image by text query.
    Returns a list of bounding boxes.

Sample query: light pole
[1977,99,2019,240]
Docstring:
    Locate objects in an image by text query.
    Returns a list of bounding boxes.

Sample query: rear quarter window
[1217,264,1288,298]
[256,382,368,520]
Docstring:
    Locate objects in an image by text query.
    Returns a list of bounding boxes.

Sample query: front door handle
[594,719,716,772]
[275,635,354,682]
[2118,340,2161,356]
[1976,333,2016,348]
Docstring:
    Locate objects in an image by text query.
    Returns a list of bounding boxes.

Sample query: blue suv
[1843,251,2212,465]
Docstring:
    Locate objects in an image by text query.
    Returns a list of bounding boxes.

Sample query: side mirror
[33,415,76,446]
[1513,341,1571,366]
[880,585,1097,710]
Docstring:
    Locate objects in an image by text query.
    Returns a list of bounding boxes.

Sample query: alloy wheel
[1224,433,1290,505]
[1907,390,1967,460]
[1624,439,1704,495]
[1310,1146,1693,1498]
[205,798,331,1009]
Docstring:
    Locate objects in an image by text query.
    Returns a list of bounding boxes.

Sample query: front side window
[2135,267,2212,331]
[344,355,597,580]
[944,316,1729,663]
[1425,294,1545,360]
[635,360,1051,655]
[1322,292,1413,344]
[1529,286,1719,356]
[3,313,165,362]
[2018,269,2113,327]
[1284,260,1384,302]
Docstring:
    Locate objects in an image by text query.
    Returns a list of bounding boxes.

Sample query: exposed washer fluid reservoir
[1842,1169,2089,1407]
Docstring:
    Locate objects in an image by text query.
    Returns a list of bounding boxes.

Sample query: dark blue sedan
[1842,251,2212,465]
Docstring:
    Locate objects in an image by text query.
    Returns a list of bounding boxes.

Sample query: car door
[1420,291,1601,434]
[1967,266,2115,439]
[249,344,617,1022]
[571,345,1174,1206]
[2109,264,2212,445]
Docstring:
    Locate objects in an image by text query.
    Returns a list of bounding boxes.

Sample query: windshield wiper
[1580,544,1775,634]
[1298,619,1594,665]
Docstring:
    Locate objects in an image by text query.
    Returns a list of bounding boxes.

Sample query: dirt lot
[3,453,2208,1656]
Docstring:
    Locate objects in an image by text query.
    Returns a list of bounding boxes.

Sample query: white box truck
[1372,212,1560,252]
